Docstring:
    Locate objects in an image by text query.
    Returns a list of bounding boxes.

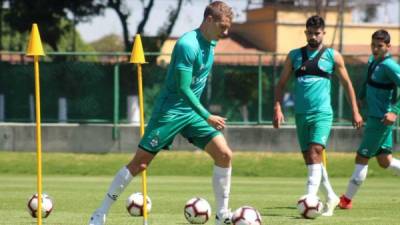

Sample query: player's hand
[273,108,285,128]
[352,112,363,129]
[207,115,226,130]
[381,112,397,126]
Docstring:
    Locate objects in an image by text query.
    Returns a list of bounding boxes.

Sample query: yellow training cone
[130,34,146,64]
[26,23,45,56]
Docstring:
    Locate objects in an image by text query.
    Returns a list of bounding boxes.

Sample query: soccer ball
[184,197,211,224]
[126,192,152,216]
[26,193,54,218]
[296,194,323,219]
[232,206,262,225]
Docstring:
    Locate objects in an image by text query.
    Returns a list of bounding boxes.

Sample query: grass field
[1,152,400,225]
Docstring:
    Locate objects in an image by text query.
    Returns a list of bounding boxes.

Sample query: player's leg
[375,129,400,175]
[181,116,232,225]
[205,135,233,225]
[319,152,340,216]
[308,113,339,216]
[340,117,391,209]
[381,154,400,175]
[339,153,369,209]
[89,114,185,225]
[377,153,400,175]
[298,112,333,197]
[89,149,155,225]
[302,144,323,196]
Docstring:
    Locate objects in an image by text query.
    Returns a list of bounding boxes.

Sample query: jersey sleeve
[174,40,197,72]
[385,61,400,114]
[175,70,210,120]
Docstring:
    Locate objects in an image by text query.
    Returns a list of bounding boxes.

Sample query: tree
[90,34,124,52]
[107,0,185,52]
[157,0,184,45]
[4,0,104,51]
[106,0,133,52]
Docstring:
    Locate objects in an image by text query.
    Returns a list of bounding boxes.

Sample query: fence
[0,51,398,130]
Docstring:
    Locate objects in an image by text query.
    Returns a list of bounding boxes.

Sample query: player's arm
[174,41,226,130]
[382,62,400,125]
[273,55,293,128]
[175,70,226,130]
[176,70,210,120]
[334,50,363,129]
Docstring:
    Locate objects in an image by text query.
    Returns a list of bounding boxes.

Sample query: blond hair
[203,1,233,22]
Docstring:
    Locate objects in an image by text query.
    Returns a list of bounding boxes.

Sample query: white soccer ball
[26,193,54,218]
[296,194,323,219]
[184,197,212,224]
[232,206,262,225]
[126,192,152,216]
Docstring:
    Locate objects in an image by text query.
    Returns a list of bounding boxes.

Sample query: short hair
[372,29,390,44]
[306,15,325,29]
[203,1,233,22]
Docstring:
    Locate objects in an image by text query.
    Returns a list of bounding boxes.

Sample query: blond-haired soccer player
[89,2,234,225]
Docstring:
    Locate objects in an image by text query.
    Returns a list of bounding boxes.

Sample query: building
[158,3,400,65]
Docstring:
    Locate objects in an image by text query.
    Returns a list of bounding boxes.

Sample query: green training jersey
[289,47,335,114]
[362,54,400,118]
[152,29,216,117]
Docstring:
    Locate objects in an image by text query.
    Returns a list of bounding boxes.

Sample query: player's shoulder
[322,47,336,60]
[288,48,302,59]
[382,56,400,72]
[176,29,200,49]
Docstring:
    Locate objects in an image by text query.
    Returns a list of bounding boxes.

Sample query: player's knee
[138,163,148,172]
[126,163,148,176]
[220,150,232,162]
[306,149,321,163]
[378,159,390,168]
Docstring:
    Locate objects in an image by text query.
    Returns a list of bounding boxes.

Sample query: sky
[76,0,399,43]
[76,0,248,42]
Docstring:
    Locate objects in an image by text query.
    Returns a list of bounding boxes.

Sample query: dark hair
[203,1,233,22]
[372,29,390,44]
[306,15,325,29]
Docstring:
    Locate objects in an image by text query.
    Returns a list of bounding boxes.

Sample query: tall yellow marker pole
[26,23,45,225]
[129,34,148,225]
[322,149,327,169]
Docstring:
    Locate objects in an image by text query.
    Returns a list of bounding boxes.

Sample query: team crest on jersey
[360,148,369,155]
[149,131,160,147]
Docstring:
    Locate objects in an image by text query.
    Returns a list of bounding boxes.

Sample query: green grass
[0,152,400,224]
[0,151,399,177]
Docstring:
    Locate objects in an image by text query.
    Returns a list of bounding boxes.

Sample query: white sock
[98,166,133,214]
[319,165,337,200]
[306,164,322,196]
[213,166,231,216]
[388,158,400,175]
[345,164,368,199]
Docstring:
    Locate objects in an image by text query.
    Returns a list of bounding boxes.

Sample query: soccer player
[339,29,400,209]
[89,2,234,225]
[273,15,363,216]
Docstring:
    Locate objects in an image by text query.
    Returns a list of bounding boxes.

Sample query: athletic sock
[98,166,133,214]
[388,158,400,175]
[345,164,368,199]
[320,165,337,200]
[213,166,232,215]
[306,164,322,196]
